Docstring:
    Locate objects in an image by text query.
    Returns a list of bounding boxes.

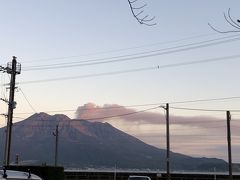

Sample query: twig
[127,0,156,26]
[208,8,240,33]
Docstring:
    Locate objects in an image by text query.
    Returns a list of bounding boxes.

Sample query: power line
[18,88,37,113]
[14,109,76,115]
[11,106,160,122]
[157,54,240,69]
[0,74,9,101]
[161,134,231,137]
[170,106,240,112]
[12,96,240,116]
[23,52,240,72]
[20,33,221,64]
[15,66,160,85]
[22,34,240,71]
[74,106,161,121]
[169,96,240,105]
[8,124,229,130]
[6,53,240,85]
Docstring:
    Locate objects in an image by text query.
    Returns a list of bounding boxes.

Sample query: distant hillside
[0,113,228,171]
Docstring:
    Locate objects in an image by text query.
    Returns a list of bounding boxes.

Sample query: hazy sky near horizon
[0,0,240,163]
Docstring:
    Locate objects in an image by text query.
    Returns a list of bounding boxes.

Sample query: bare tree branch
[209,8,240,33]
[227,8,240,28]
[127,0,156,26]
[224,12,240,30]
[135,10,144,17]
[208,23,240,34]
[132,4,147,10]
[129,0,138,3]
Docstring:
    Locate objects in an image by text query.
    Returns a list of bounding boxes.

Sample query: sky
[0,0,240,164]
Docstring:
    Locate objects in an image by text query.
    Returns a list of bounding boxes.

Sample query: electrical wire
[20,32,222,64]
[74,106,161,121]
[0,74,8,100]
[157,54,240,69]
[23,52,240,73]
[12,95,240,116]
[23,35,240,71]
[5,52,240,86]
[18,87,37,113]
[9,124,229,130]
[14,109,76,115]
[169,96,240,105]
[170,106,240,112]
[15,65,160,85]
[11,106,161,123]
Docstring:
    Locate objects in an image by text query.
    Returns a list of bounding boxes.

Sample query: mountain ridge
[0,113,228,171]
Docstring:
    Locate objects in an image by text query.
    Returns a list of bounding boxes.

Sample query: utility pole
[166,103,170,180]
[53,124,59,166]
[162,103,170,180]
[114,164,117,180]
[213,167,217,180]
[4,56,21,166]
[226,111,232,180]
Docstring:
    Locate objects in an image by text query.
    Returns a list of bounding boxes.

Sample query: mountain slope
[0,113,227,171]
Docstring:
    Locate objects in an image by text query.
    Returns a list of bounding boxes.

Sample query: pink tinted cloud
[75,103,240,161]
[75,102,237,129]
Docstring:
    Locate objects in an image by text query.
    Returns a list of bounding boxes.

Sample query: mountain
[0,113,228,171]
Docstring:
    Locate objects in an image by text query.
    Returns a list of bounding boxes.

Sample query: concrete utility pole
[166,103,170,180]
[226,111,232,180]
[114,164,117,180]
[4,56,21,166]
[162,103,170,180]
[53,125,59,166]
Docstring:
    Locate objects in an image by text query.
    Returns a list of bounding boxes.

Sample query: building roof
[0,169,42,180]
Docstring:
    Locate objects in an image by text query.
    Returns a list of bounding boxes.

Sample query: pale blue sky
[0,0,240,162]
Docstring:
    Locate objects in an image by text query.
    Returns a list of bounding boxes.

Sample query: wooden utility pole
[226,111,232,180]
[53,124,59,166]
[4,56,21,166]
